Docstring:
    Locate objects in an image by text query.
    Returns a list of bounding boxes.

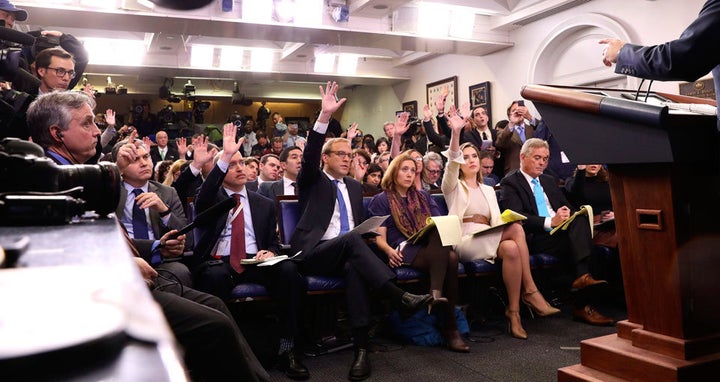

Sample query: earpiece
[57,131,64,139]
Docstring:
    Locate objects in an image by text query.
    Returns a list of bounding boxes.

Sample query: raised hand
[347,122,359,141]
[141,135,152,147]
[459,102,471,121]
[191,135,213,170]
[317,81,346,123]
[423,104,433,121]
[393,112,410,137]
[221,123,244,162]
[176,137,188,159]
[105,109,116,126]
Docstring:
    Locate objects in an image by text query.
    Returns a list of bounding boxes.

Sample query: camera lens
[58,161,121,216]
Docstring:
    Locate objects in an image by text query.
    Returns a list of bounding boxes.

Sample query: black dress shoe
[277,351,310,380]
[399,292,433,318]
[348,348,371,381]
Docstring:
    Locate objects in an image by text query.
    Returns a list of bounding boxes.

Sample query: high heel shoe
[428,289,449,314]
[521,290,561,318]
[442,329,470,353]
[505,309,528,340]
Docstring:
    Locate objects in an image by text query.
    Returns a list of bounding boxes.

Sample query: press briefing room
[1,0,718,381]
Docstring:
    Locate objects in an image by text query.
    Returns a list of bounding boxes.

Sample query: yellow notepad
[406,215,462,246]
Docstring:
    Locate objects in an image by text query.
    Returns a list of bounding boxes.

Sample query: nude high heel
[522,290,561,318]
[505,309,528,340]
[428,289,449,314]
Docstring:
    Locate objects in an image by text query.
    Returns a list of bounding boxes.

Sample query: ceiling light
[83,38,146,66]
[337,55,358,75]
[190,45,214,68]
[220,46,244,69]
[449,10,474,39]
[251,49,274,72]
[314,53,335,73]
[294,0,323,26]
[418,3,449,38]
[243,0,272,22]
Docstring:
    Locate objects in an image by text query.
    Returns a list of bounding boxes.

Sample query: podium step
[571,334,720,381]
[558,364,627,382]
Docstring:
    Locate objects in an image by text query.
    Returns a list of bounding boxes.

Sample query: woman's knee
[498,240,520,261]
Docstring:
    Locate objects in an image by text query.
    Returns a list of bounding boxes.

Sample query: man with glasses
[34,47,77,94]
[421,151,443,190]
[291,81,433,381]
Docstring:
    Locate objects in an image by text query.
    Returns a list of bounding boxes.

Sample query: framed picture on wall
[469,81,492,125]
[426,76,458,111]
[402,100,418,118]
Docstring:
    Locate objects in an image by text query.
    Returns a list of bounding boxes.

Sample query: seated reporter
[192,123,309,380]
[366,149,469,353]
[26,90,270,382]
[111,138,192,286]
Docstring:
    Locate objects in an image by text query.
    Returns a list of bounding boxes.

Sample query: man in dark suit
[601,0,720,127]
[495,100,538,176]
[192,124,309,380]
[461,106,497,151]
[113,138,193,286]
[291,81,432,381]
[500,138,613,326]
[259,145,302,200]
[149,130,179,164]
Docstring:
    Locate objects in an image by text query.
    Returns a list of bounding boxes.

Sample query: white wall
[391,0,708,130]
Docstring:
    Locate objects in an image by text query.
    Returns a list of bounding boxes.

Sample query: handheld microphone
[166,197,235,239]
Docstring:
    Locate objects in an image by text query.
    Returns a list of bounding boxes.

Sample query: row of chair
[228,192,562,302]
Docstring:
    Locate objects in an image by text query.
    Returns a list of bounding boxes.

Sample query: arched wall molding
[528,13,634,88]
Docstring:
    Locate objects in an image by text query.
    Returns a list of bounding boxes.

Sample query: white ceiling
[12,0,591,99]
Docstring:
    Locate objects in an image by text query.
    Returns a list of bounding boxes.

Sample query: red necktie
[229,194,246,273]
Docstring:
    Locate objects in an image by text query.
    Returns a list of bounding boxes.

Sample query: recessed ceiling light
[373,4,388,10]
[297,54,307,58]
[160,46,172,51]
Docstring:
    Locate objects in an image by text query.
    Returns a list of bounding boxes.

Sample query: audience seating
[228,192,559,302]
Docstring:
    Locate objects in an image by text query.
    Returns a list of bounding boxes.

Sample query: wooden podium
[521,85,720,381]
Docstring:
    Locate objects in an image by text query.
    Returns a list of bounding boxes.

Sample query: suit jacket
[150,144,180,164]
[616,0,720,128]
[499,170,574,236]
[258,179,285,201]
[495,123,535,175]
[290,130,365,259]
[461,127,497,150]
[245,180,259,193]
[193,164,279,262]
[116,180,188,260]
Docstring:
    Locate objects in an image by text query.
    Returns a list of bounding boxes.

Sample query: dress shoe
[348,348,371,381]
[277,351,309,380]
[571,273,608,291]
[443,329,470,352]
[522,290,561,318]
[505,309,528,340]
[573,305,615,326]
[399,292,433,318]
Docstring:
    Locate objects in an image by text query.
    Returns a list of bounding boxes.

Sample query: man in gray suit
[113,139,192,285]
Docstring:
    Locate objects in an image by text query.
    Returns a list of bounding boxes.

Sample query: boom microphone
[0,28,35,46]
[166,197,235,239]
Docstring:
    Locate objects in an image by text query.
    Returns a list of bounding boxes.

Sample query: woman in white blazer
[438,104,559,340]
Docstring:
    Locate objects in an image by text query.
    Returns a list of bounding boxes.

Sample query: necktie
[333,179,350,234]
[516,125,526,143]
[229,194,246,274]
[532,179,550,218]
[291,181,298,196]
[482,131,488,141]
[132,189,149,240]
[160,148,166,160]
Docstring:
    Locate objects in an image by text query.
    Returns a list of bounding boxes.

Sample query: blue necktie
[532,179,550,218]
[132,189,150,239]
[333,179,350,234]
[516,125,526,143]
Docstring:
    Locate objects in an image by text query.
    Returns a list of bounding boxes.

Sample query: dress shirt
[320,171,356,241]
[282,176,297,195]
[519,169,556,230]
[215,158,259,255]
[123,182,161,239]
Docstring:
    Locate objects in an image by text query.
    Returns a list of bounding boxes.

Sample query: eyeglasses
[45,67,77,79]
[329,151,351,158]
[412,157,422,162]
[426,169,441,174]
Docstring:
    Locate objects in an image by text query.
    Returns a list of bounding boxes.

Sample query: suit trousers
[301,231,395,328]
[152,287,269,382]
[527,214,595,278]
[194,258,305,339]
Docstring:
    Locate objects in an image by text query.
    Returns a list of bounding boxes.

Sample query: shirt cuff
[544,217,552,231]
[189,164,201,177]
[217,159,229,173]
[313,121,329,134]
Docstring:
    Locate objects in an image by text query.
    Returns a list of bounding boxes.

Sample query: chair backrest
[430,193,449,215]
[362,196,373,212]
[276,195,301,245]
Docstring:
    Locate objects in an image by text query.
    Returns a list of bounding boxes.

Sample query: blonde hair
[381,152,416,191]
[458,142,483,184]
[163,159,187,186]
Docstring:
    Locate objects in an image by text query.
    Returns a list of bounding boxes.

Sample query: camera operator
[33,47,77,95]
[25,90,271,382]
[0,0,26,29]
